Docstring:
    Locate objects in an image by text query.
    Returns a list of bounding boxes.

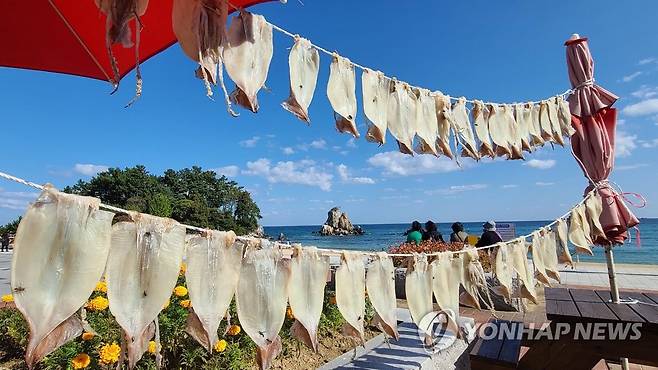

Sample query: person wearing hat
[475,221,503,248]
[450,222,469,243]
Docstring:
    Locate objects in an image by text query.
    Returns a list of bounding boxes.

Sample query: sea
[265,218,658,265]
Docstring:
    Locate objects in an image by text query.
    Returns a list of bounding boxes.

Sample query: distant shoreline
[263,218,658,228]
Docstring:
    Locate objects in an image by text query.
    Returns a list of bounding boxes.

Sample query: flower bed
[0,263,378,369]
[388,241,492,271]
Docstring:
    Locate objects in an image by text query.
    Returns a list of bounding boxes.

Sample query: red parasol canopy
[566,35,640,245]
[0,0,274,83]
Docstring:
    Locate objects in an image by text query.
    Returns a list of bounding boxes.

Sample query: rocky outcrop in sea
[318,207,364,236]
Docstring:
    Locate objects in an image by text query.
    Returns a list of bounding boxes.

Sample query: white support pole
[604,245,620,303]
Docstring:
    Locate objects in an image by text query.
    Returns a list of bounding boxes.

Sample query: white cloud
[213,165,239,177]
[243,158,333,191]
[367,151,465,176]
[239,136,260,148]
[0,190,38,210]
[639,57,656,65]
[310,139,327,150]
[535,182,555,186]
[616,163,649,171]
[631,86,658,100]
[346,138,357,148]
[524,159,556,170]
[622,71,642,82]
[282,147,295,155]
[336,164,375,185]
[640,138,658,148]
[74,163,109,176]
[425,184,488,195]
[622,98,658,116]
[616,130,637,158]
[501,184,519,189]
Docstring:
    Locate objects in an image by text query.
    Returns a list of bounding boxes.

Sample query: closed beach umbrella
[0,0,275,85]
[565,34,640,303]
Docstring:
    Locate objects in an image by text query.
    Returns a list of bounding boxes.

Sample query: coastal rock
[318,207,364,236]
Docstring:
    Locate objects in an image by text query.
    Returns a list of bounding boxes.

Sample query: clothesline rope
[227,1,573,106]
[0,169,595,257]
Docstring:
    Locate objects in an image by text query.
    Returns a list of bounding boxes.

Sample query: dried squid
[327,54,360,137]
[435,93,455,159]
[236,248,291,370]
[335,252,366,344]
[223,11,274,113]
[404,254,433,334]
[387,80,416,154]
[11,186,113,368]
[185,230,241,351]
[452,97,479,159]
[106,213,186,368]
[282,37,320,123]
[472,100,494,157]
[492,243,513,299]
[569,204,594,255]
[530,232,551,286]
[585,192,605,243]
[555,219,573,266]
[508,239,538,304]
[366,252,398,340]
[414,88,439,156]
[487,104,512,157]
[362,69,391,145]
[288,246,330,352]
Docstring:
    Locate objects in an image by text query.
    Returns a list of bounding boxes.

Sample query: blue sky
[1,0,658,227]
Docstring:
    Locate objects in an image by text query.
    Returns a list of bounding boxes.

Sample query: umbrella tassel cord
[125,13,143,108]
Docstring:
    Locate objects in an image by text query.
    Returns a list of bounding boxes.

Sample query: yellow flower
[162,299,170,310]
[95,281,107,293]
[99,343,121,365]
[227,325,241,336]
[71,353,91,369]
[87,296,109,311]
[179,263,187,276]
[173,285,188,297]
[214,339,227,353]
[148,341,157,354]
[179,299,191,308]
[1,294,13,303]
[286,306,294,320]
[81,332,95,341]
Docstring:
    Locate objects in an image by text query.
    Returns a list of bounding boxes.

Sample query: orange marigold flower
[99,343,121,365]
[95,281,107,293]
[71,353,91,369]
[1,294,13,303]
[286,306,294,319]
[179,263,187,276]
[227,325,241,336]
[173,285,188,297]
[87,296,109,311]
[329,295,337,305]
[81,332,95,341]
[148,340,157,354]
[214,339,227,353]
[179,299,191,308]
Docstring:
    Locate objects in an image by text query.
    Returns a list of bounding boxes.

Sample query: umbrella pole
[604,245,620,303]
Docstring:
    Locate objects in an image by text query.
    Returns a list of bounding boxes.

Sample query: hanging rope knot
[574,78,595,89]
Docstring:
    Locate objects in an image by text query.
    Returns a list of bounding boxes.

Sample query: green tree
[0,217,21,236]
[63,166,260,235]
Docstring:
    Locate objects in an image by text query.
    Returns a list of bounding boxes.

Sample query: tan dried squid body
[487,104,512,157]
[414,88,439,156]
[404,254,433,330]
[435,93,455,159]
[386,80,416,154]
[223,11,274,113]
[362,69,391,145]
[11,186,113,368]
[547,97,565,145]
[185,230,241,351]
[585,192,605,242]
[461,247,488,309]
[282,37,320,123]
[527,103,545,147]
[555,219,573,266]
[557,95,576,137]
[335,252,366,344]
[508,239,538,304]
[106,213,186,368]
[430,252,462,316]
[236,248,291,370]
[542,230,561,283]
[327,54,360,137]
[492,243,513,299]
[172,0,235,115]
[365,252,399,340]
[539,100,557,143]
[502,104,524,159]
[288,246,330,352]
[569,204,594,255]
[472,100,495,157]
[452,97,479,159]
[530,232,551,286]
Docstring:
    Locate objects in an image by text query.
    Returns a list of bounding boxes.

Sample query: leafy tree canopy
[63,165,261,235]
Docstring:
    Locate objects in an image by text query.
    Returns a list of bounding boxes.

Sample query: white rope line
[0,169,596,258]
[228,1,572,106]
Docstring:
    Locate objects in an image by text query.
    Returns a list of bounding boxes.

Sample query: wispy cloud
[535,182,555,187]
[368,151,466,176]
[74,163,109,176]
[622,98,658,116]
[622,71,642,82]
[524,159,556,170]
[243,158,333,191]
[616,163,649,171]
[212,165,239,177]
[501,184,519,189]
[631,86,658,100]
[282,147,295,155]
[346,138,357,148]
[0,189,39,210]
[639,57,656,65]
[239,136,260,148]
[298,139,327,151]
[640,138,658,148]
[616,130,637,157]
[337,164,375,184]
[425,184,488,195]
